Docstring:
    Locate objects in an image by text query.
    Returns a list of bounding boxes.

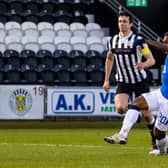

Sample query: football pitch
[0,120,167,168]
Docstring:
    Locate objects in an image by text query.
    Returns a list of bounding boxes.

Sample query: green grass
[0,120,167,168]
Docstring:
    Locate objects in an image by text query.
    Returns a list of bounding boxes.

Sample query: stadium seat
[70,36,88,54]
[0,51,4,70]
[0,42,6,53]
[71,64,88,86]
[5,21,22,38]
[21,49,38,70]
[37,49,54,70]
[54,22,72,38]
[86,23,104,38]
[38,66,55,84]
[86,36,105,54]
[21,21,39,38]
[4,64,21,83]
[6,0,23,23]
[37,22,55,37]
[55,0,73,23]
[69,50,87,69]
[0,51,4,83]
[0,1,7,15]
[38,35,55,53]
[86,50,105,69]
[53,49,71,69]
[0,70,4,83]
[23,1,39,24]
[0,23,6,53]
[54,36,72,53]
[87,64,104,86]
[55,64,71,86]
[102,36,111,48]
[73,0,92,14]
[70,22,88,38]
[23,0,40,15]
[3,49,21,70]
[72,10,88,25]
[5,35,23,53]
[54,9,72,24]
[0,23,6,39]
[22,35,39,53]
[39,1,56,24]
[21,64,39,83]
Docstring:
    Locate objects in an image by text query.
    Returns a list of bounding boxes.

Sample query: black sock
[147,121,157,149]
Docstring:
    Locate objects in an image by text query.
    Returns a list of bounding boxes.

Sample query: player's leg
[142,89,167,155]
[104,93,130,144]
[149,127,167,156]
[134,80,157,149]
[144,111,157,149]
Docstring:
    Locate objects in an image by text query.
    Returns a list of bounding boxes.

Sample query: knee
[116,106,127,114]
[154,127,166,140]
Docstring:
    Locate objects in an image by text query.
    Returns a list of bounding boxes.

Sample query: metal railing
[101,0,162,41]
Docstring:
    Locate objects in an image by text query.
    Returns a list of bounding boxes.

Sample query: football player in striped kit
[103,11,157,149]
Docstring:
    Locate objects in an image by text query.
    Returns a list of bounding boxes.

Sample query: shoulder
[134,34,145,45]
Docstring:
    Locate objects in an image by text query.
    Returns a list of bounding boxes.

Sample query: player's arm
[136,43,155,70]
[103,52,114,92]
[145,39,168,52]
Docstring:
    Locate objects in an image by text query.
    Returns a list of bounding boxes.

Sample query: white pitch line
[0,142,150,150]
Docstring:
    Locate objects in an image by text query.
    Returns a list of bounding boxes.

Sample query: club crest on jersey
[9,88,32,116]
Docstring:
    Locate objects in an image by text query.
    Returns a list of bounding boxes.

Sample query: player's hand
[103,81,110,92]
[135,62,144,70]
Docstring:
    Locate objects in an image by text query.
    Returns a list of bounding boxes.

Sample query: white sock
[157,135,168,154]
[119,109,140,138]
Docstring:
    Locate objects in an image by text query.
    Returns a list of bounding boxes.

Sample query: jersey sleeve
[137,36,151,55]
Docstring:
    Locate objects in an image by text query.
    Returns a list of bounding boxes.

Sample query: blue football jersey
[161,54,168,99]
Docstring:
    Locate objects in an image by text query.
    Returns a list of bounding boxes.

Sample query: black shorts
[116,79,150,98]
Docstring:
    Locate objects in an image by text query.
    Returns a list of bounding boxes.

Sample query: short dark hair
[118,11,132,23]
[164,32,168,36]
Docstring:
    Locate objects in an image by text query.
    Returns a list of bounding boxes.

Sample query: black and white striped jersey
[107,31,148,84]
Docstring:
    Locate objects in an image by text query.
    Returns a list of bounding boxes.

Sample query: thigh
[142,89,160,112]
[115,93,129,108]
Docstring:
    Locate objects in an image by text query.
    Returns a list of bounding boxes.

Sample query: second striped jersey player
[103,11,157,150]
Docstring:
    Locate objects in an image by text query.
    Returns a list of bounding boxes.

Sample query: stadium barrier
[0,85,159,120]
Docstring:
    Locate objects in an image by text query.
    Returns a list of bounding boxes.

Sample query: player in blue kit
[116,32,168,155]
